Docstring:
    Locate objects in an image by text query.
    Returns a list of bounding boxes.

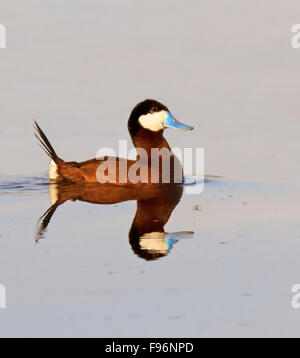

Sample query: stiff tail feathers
[34,120,59,163]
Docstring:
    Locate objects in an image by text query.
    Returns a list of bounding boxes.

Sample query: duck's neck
[131,128,171,156]
[130,128,183,183]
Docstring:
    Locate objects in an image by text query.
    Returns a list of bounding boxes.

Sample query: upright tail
[34,120,60,163]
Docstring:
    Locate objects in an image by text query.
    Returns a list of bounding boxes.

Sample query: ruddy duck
[34,99,193,185]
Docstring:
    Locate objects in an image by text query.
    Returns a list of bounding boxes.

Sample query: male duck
[34,99,193,185]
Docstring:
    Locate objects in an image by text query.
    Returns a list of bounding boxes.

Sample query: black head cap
[128,99,169,137]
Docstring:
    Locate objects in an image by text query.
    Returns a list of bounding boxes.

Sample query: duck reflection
[36,183,193,261]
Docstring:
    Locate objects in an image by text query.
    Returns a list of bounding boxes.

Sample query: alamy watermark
[95,140,204,194]
[0,284,6,309]
[0,24,6,48]
[291,24,300,48]
[291,284,300,309]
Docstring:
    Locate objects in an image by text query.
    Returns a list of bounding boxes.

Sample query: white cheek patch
[138,110,167,131]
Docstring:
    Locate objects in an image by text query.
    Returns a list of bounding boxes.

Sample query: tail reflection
[36,183,193,260]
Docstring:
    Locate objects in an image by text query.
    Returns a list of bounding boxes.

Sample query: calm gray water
[1,1,300,337]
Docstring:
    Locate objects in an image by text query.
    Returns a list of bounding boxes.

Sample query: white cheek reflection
[139,232,168,253]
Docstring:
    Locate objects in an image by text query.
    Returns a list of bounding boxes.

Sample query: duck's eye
[149,107,159,114]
